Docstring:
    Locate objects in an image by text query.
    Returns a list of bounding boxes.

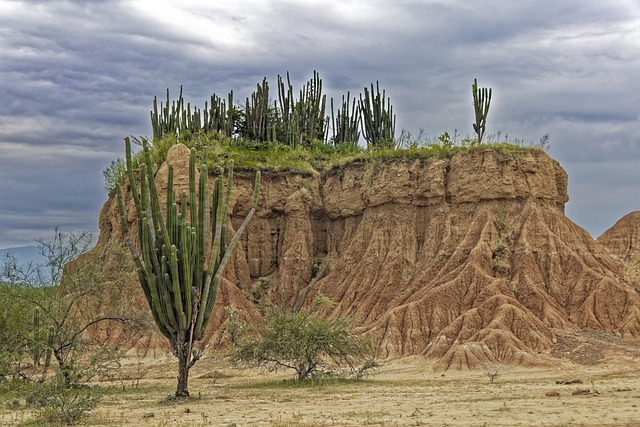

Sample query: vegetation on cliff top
[104,72,549,192]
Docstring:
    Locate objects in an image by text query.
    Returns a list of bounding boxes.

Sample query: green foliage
[102,158,126,193]
[0,284,35,381]
[27,378,102,426]
[116,137,260,397]
[231,308,374,381]
[223,306,247,346]
[0,230,137,388]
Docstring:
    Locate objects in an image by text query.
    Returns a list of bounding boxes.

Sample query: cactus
[277,72,295,146]
[359,82,396,149]
[32,307,41,372]
[472,78,492,145]
[276,71,329,148]
[116,137,260,397]
[295,70,328,146]
[151,87,185,141]
[244,78,272,142]
[331,91,360,146]
[204,91,234,136]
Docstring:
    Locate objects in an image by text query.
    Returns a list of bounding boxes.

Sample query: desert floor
[3,331,640,426]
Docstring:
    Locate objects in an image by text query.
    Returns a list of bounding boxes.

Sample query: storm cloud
[1,0,638,247]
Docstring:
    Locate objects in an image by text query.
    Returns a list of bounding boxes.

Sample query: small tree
[116,137,260,397]
[0,229,139,386]
[232,308,373,381]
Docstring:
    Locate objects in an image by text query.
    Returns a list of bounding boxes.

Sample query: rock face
[95,145,640,368]
[598,211,640,290]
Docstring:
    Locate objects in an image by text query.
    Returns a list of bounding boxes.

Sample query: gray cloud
[0,0,639,247]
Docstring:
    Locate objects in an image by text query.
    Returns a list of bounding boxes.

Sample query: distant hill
[0,245,43,265]
[0,245,52,283]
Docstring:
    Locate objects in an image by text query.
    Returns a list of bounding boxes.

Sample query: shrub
[28,381,101,426]
[231,308,374,381]
[102,158,126,193]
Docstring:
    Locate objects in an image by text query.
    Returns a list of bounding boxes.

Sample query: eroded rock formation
[94,145,640,368]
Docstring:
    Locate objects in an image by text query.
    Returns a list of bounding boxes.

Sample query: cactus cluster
[244,78,273,142]
[359,82,396,149]
[149,74,495,152]
[116,137,260,397]
[151,86,235,141]
[149,71,395,149]
[331,91,360,146]
[275,71,328,148]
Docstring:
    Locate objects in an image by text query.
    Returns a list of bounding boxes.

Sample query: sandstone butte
[84,143,640,369]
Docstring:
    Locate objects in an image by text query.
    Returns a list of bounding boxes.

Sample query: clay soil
[3,330,640,427]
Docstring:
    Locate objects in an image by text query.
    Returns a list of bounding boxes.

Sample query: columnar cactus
[203,91,234,136]
[244,78,272,142]
[359,82,396,149]
[116,137,261,397]
[276,71,328,148]
[296,70,328,145]
[151,87,185,141]
[331,91,360,146]
[32,307,41,372]
[472,78,492,145]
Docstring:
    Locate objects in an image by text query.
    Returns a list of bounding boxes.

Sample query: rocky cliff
[95,144,640,368]
[598,211,640,290]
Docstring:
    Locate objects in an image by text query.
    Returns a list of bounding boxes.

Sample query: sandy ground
[3,333,640,426]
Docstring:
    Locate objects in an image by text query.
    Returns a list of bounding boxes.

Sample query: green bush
[102,158,126,193]
[27,381,101,426]
[231,308,374,381]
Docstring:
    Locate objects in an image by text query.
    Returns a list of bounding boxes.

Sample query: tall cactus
[203,91,234,137]
[331,91,360,146]
[295,70,328,146]
[32,307,41,373]
[151,87,185,141]
[277,72,296,147]
[116,137,261,397]
[276,71,329,148]
[472,78,492,145]
[359,82,396,149]
[244,78,272,142]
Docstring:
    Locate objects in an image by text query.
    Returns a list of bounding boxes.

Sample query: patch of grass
[130,132,541,178]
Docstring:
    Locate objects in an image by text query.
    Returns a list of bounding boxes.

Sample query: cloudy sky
[0,0,639,249]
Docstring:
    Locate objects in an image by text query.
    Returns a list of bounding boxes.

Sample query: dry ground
[3,331,640,426]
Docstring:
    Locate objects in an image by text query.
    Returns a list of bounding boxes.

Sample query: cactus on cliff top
[331,91,360,146]
[115,137,260,397]
[359,81,396,149]
[472,78,492,145]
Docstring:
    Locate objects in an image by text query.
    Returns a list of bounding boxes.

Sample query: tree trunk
[175,342,190,397]
[53,349,73,386]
